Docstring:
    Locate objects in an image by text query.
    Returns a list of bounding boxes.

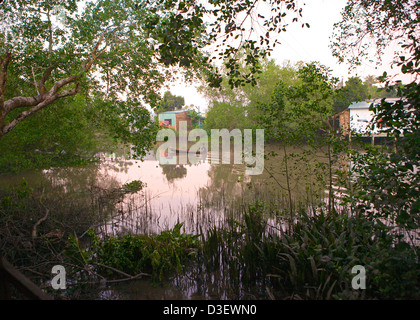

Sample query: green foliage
[0,88,157,174]
[201,58,299,131]
[77,223,200,281]
[185,108,205,129]
[341,1,420,230]
[204,101,248,131]
[324,1,420,299]
[332,76,397,113]
[333,77,369,113]
[0,95,103,173]
[350,86,420,229]
[66,233,92,266]
[199,202,420,299]
[256,62,344,219]
[269,211,420,299]
[0,90,159,173]
[1,0,304,139]
[96,97,158,160]
[258,61,337,145]
[0,178,32,211]
[122,180,144,194]
[157,91,185,112]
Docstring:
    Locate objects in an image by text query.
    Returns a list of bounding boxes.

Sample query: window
[164,119,172,126]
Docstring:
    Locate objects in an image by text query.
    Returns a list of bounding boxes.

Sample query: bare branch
[38,66,55,94]
[0,51,12,104]
[83,33,106,72]
[32,209,50,240]
[31,66,40,95]
[47,9,53,54]
[0,51,12,129]
[1,85,79,137]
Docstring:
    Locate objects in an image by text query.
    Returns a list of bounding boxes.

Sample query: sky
[171,0,410,112]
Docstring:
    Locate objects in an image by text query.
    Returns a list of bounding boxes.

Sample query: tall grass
[184,203,420,300]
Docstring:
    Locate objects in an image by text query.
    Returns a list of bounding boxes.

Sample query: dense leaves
[0,0,305,140]
[336,0,420,230]
[78,223,199,281]
[201,57,298,131]
[0,95,99,172]
[257,62,337,144]
[157,91,185,112]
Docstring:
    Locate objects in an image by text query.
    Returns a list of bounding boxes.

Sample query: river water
[0,144,333,235]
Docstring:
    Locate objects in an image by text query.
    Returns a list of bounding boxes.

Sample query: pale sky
[171,0,410,112]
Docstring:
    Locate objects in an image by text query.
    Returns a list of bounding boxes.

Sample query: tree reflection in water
[161,164,187,183]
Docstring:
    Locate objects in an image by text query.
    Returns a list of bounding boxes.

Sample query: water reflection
[161,165,187,183]
[0,144,337,237]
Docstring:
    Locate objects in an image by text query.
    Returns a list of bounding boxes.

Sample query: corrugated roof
[159,110,189,114]
[348,98,405,109]
[348,101,372,109]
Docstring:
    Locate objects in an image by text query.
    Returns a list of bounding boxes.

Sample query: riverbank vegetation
[1,178,418,299]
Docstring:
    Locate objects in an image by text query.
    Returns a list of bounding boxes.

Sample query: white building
[331,97,409,144]
[348,100,381,135]
[349,98,408,135]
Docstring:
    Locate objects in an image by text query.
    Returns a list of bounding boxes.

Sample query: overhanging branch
[0,85,79,137]
[0,33,107,137]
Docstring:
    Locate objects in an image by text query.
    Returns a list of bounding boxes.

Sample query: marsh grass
[179,204,420,300]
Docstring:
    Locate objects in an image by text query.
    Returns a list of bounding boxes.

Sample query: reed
[172,198,420,300]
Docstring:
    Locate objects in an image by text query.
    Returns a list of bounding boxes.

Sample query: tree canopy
[331,0,419,68]
[201,57,299,130]
[332,0,420,229]
[158,91,185,112]
[0,0,306,141]
[257,61,337,144]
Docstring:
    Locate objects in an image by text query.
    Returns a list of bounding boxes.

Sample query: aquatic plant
[78,222,200,282]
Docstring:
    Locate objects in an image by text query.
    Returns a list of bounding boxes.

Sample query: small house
[332,98,407,141]
[158,110,193,131]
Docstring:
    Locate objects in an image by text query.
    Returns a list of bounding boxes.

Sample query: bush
[80,223,200,281]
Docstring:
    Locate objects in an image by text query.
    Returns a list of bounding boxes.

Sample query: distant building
[158,110,193,131]
[332,98,408,142]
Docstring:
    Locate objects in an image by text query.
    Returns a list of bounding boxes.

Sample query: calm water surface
[0,145,336,234]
